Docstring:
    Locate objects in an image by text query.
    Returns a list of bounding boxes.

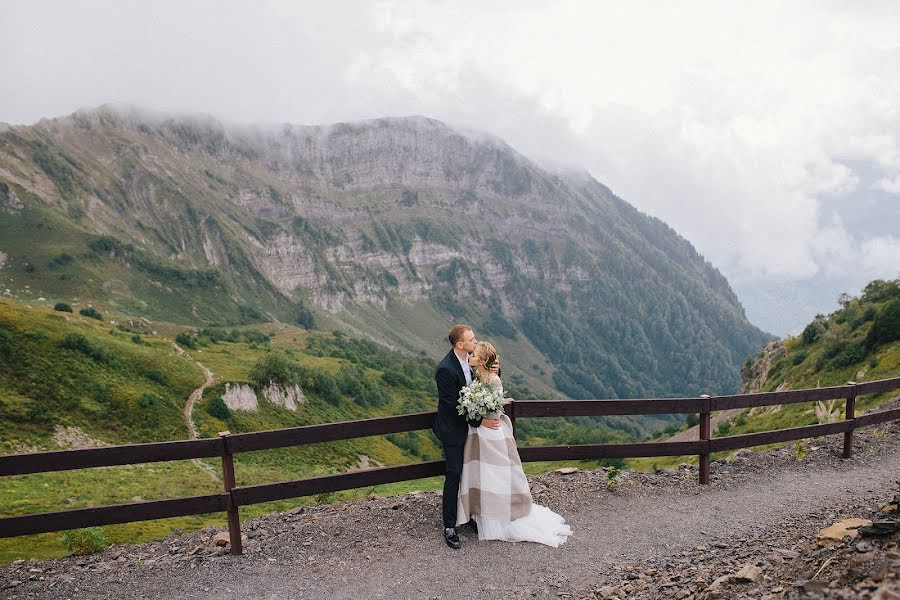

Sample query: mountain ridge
[0,104,770,399]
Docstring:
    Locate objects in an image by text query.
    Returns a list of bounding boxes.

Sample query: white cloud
[861,236,900,276]
[873,174,900,195]
[1,0,899,333]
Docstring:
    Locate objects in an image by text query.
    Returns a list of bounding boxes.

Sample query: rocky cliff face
[0,105,771,398]
[740,340,787,393]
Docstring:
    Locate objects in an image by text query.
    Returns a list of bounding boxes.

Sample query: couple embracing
[433,324,572,549]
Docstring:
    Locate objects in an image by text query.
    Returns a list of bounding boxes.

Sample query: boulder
[554,467,579,475]
[734,563,763,582]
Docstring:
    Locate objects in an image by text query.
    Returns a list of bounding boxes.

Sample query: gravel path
[171,341,217,441]
[2,411,898,600]
[171,342,220,481]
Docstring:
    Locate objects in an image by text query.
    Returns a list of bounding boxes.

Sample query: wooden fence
[1,377,899,555]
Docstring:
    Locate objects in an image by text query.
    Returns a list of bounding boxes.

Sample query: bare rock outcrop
[221,383,259,411]
[221,382,305,412]
[0,180,22,212]
[740,339,786,393]
[262,383,305,411]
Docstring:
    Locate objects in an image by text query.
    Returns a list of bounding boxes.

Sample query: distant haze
[3,0,899,335]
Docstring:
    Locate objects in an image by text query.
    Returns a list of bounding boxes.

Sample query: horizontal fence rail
[0,438,224,477]
[514,397,708,417]
[0,494,229,538]
[227,412,436,453]
[1,377,898,553]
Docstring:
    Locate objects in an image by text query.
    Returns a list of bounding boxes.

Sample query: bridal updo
[475,341,498,371]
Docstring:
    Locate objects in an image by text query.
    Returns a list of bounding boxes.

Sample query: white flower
[456,379,508,421]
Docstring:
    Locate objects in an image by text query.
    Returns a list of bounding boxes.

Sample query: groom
[433,324,500,549]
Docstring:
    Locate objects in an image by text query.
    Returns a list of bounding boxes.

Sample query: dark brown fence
[1,377,898,554]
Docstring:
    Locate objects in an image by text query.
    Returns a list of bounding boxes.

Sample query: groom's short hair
[448,324,472,346]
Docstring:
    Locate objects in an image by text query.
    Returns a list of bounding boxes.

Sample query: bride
[456,341,572,547]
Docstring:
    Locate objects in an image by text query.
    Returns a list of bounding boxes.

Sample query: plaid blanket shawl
[457,413,533,525]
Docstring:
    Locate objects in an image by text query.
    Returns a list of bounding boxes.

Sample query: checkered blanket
[456,414,533,526]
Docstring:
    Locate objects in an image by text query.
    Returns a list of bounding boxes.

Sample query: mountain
[739,278,900,395]
[706,277,900,451]
[628,277,900,473]
[0,105,770,399]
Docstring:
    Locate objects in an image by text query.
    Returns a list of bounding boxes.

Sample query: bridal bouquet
[456,379,507,422]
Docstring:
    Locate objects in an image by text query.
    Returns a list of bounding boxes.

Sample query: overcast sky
[2,0,899,334]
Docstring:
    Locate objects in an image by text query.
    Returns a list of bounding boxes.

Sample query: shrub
[0,329,11,358]
[821,323,850,359]
[175,332,196,349]
[387,431,421,455]
[54,302,73,312]
[312,371,343,405]
[243,329,270,344]
[200,328,229,343]
[131,334,144,345]
[605,466,622,489]
[381,368,410,387]
[61,527,111,556]
[79,306,103,320]
[872,299,900,346]
[90,381,110,405]
[248,351,297,388]
[146,369,167,385]
[207,396,232,421]
[24,329,47,340]
[715,421,732,437]
[50,253,75,268]
[830,340,867,368]
[138,392,157,408]
[801,319,825,345]
[295,306,315,330]
[60,333,114,364]
[861,279,900,304]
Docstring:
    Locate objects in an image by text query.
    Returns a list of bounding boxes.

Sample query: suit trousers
[440,441,465,529]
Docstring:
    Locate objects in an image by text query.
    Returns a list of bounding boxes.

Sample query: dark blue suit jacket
[433,349,482,445]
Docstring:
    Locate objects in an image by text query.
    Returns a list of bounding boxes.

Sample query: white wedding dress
[458,374,572,548]
[475,503,572,548]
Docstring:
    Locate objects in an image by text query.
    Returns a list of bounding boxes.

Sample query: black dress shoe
[443,527,461,549]
[467,519,478,534]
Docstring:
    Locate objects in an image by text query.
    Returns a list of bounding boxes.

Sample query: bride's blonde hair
[475,341,498,373]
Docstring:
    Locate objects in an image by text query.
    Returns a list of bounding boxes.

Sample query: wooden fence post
[219,431,243,555]
[699,395,711,485]
[843,382,857,459]
[507,400,516,438]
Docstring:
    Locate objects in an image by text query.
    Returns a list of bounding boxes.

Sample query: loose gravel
[2,403,898,600]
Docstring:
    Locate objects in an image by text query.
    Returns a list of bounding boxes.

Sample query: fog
[3,0,899,334]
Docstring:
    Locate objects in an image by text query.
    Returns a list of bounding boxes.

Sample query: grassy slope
[0,301,431,561]
[625,284,900,472]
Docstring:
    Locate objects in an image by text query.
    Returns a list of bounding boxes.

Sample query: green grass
[0,301,448,562]
[622,290,900,474]
[0,298,205,447]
